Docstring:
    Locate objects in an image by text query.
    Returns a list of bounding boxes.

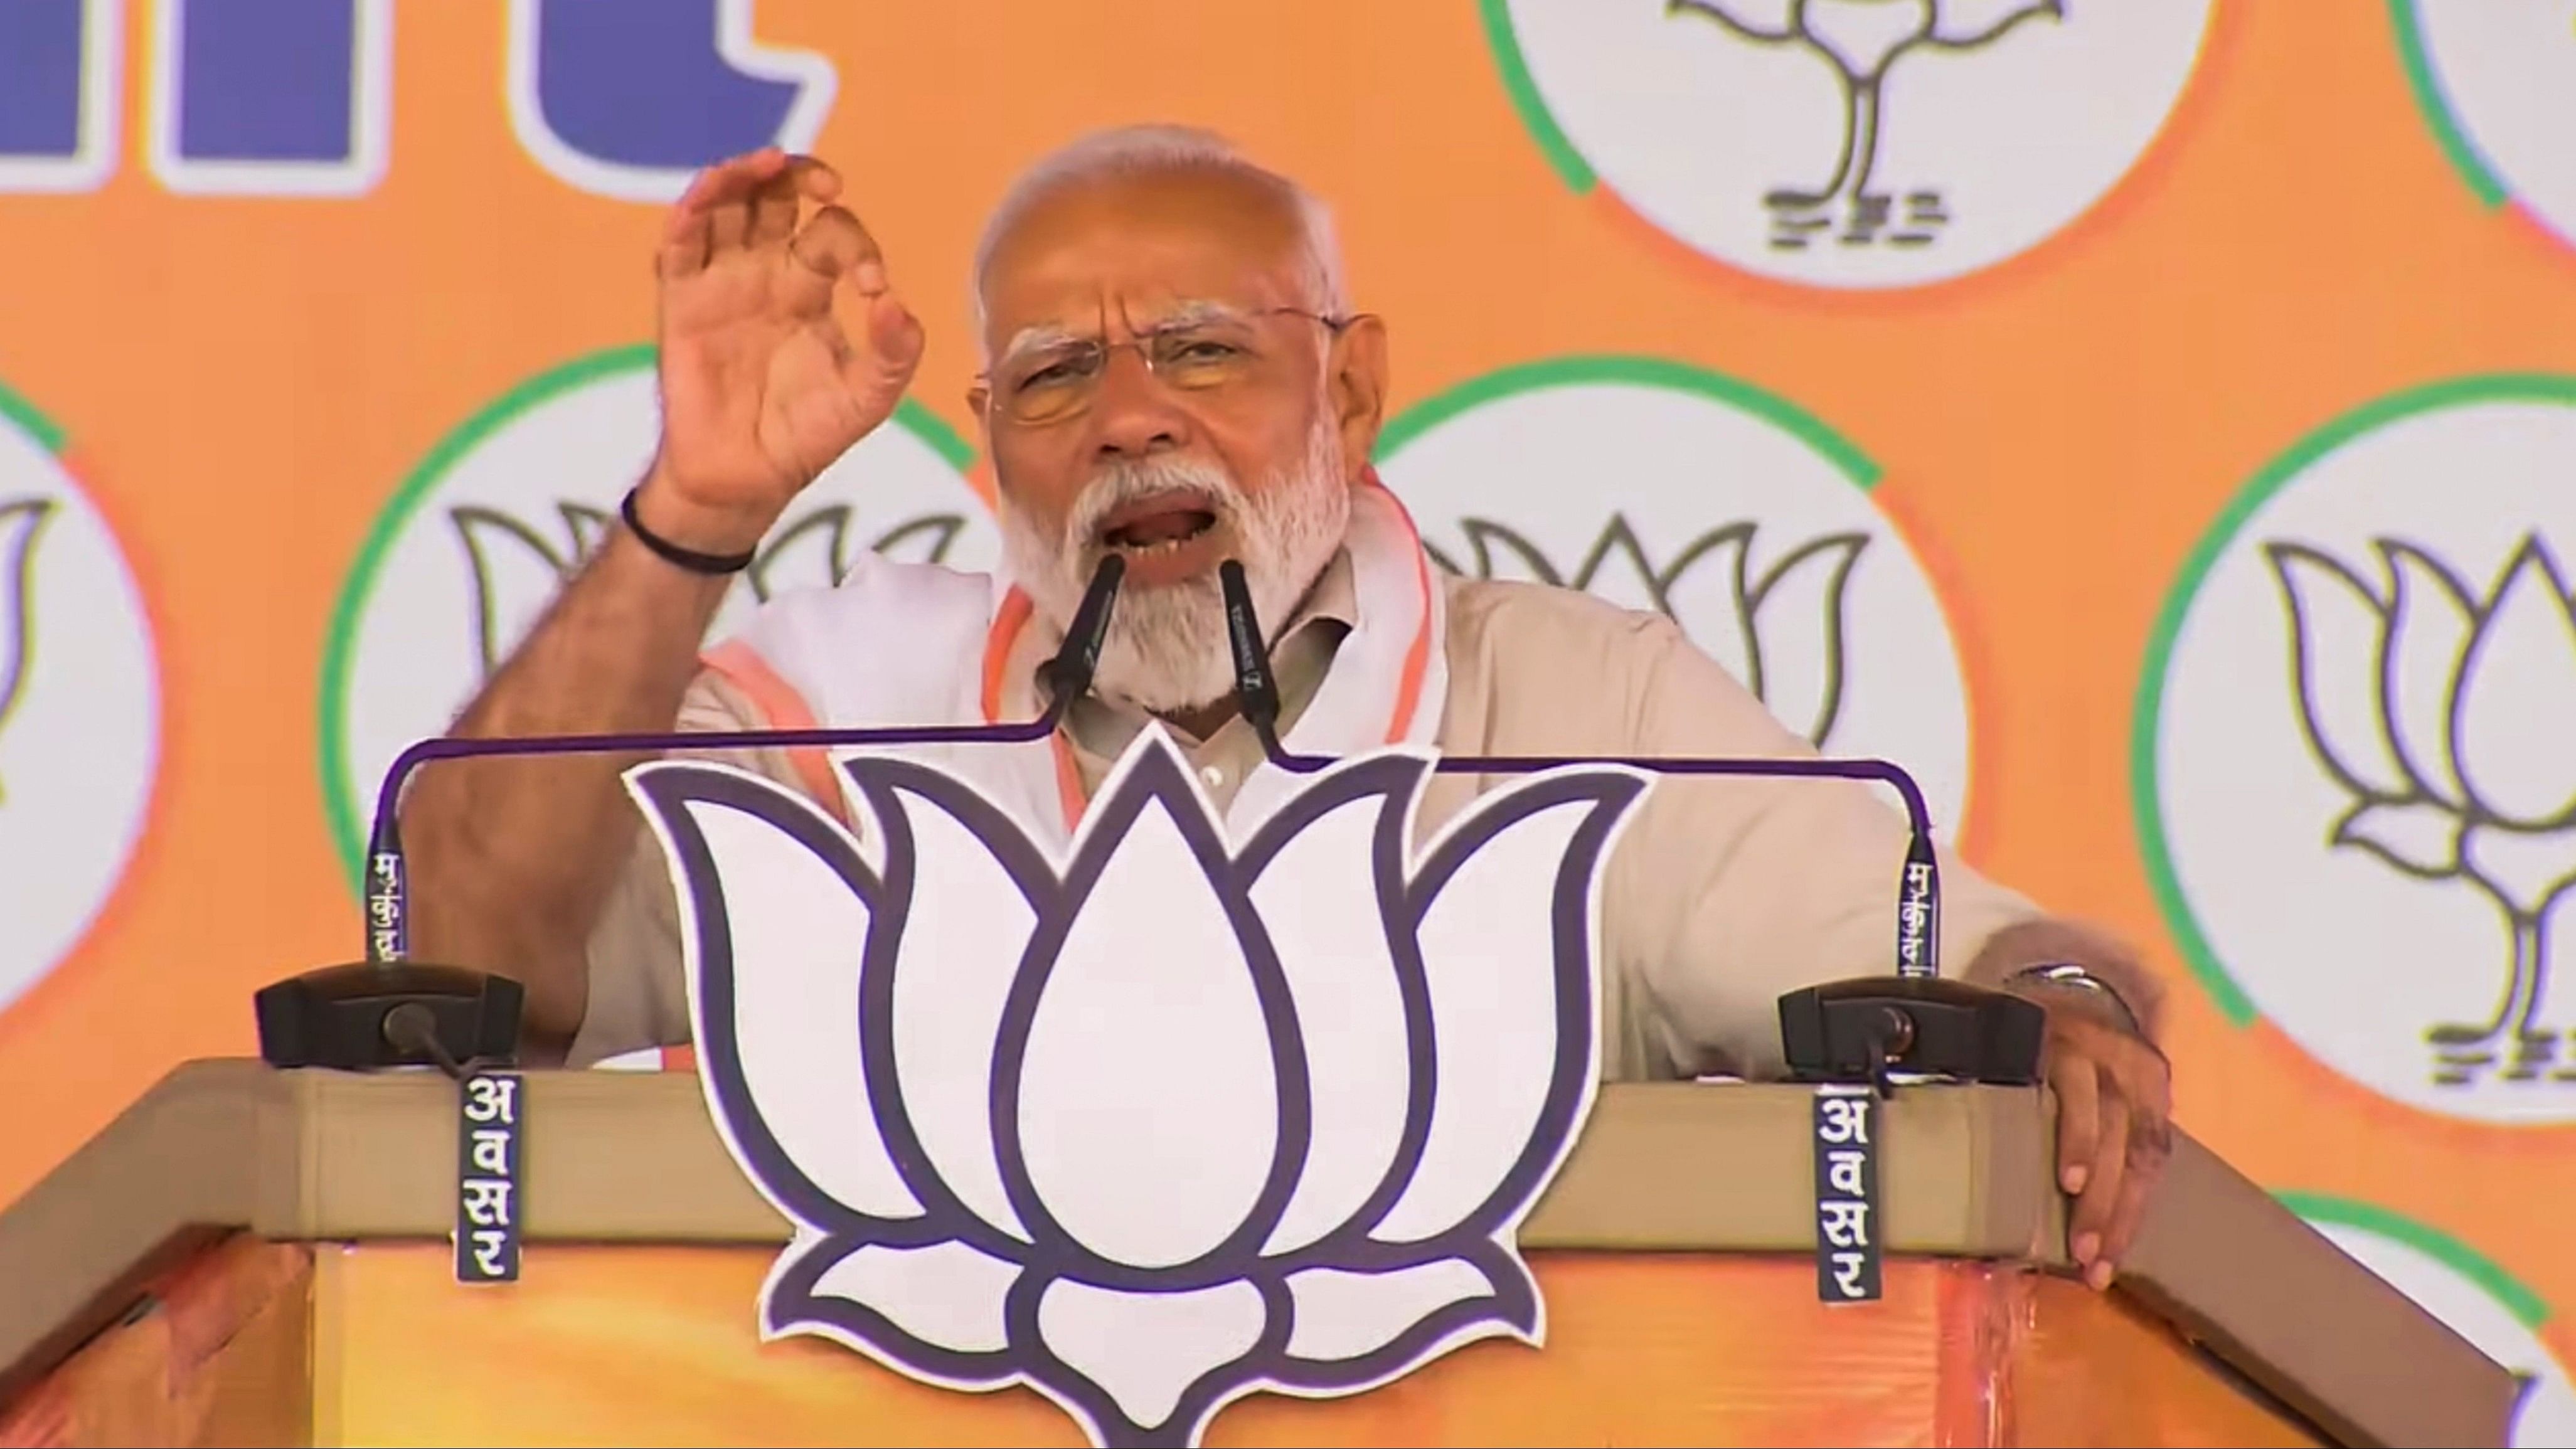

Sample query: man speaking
[398,125,2174,1292]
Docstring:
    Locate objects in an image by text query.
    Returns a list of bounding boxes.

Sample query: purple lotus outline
[627,737,1647,1447]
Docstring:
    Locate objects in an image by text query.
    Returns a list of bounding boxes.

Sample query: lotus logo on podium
[624,731,1647,1448]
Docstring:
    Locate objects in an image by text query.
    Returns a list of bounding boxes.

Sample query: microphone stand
[1217,560,2043,1098]
[253,555,1127,1075]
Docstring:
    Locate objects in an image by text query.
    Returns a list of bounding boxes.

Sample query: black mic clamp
[255,554,1127,1074]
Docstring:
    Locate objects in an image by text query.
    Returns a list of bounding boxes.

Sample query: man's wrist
[628,462,779,562]
[1965,918,2167,1043]
[2004,963,2146,1039]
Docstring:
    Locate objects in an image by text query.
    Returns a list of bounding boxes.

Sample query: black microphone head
[1218,560,1282,730]
[1038,553,1126,706]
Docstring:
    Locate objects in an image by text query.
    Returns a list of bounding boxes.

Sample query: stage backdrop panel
[0,4,2570,1441]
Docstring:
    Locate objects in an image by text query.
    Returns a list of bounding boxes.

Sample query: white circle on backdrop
[324,349,998,881]
[0,389,161,1017]
[2142,381,2576,1123]
[2295,1202,2573,1449]
[1495,0,2215,289]
[2400,0,2576,253]
[1375,359,1973,837]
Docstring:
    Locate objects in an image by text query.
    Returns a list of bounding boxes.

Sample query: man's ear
[1328,315,1389,478]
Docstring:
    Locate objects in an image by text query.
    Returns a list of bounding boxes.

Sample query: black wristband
[619,485,757,576]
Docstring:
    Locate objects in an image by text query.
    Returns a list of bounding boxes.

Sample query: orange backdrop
[1,3,2571,1438]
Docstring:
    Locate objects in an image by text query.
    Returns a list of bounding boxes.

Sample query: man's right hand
[641,147,927,555]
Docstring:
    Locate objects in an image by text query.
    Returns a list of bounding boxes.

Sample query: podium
[0,1059,2520,1447]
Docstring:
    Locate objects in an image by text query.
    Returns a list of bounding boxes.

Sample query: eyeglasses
[979,307,1359,426]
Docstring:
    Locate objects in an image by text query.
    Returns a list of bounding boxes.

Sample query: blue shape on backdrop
[0,1,85,161]
[533,0,811,171]
[174,0,359,163]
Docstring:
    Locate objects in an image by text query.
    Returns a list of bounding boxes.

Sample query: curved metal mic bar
[1216,558,2040,1097]
[256,555,1127,1073]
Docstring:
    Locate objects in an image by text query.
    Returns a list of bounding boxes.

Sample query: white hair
[1001,406,1351,714]
[969,124,1351,356]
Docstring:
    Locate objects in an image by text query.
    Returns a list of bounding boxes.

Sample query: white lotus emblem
[0,497,54,808]
[2270,533,2576,1085]
[624,733,1648,1446]
[454,500,971,671]
[1668,0,2067,248]
[1429,514,1865,745]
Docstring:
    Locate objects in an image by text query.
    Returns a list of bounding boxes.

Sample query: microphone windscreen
[1045,553,1126,699]
[1218,561,1280,727]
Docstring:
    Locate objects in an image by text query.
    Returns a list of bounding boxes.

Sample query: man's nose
[1087,344,1191,460]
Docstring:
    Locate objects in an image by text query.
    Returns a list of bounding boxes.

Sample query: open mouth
[1094,492,1220,556]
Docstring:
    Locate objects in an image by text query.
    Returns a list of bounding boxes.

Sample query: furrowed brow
[1147,299,1253,331]
[997,323,1082,372]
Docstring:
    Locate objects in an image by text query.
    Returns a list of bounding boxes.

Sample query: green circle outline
[2277,1190,2550,1330]
[0,378,70,756]
[1369,354,1991,831]
[2128,372,2576,1026]
[0,374,170,1018]
[314,342,977,893]
[2385,0,2511,209]
[1477,0,1596,194]
[0,378,67,456]
[1375,353,1879,488]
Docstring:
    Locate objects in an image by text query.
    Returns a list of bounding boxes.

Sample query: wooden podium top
[0,1059,2519,1448]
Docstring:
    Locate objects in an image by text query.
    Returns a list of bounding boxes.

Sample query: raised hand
[642,148,926,554]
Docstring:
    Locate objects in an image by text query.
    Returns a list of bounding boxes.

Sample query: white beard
[1001,418,1350,716]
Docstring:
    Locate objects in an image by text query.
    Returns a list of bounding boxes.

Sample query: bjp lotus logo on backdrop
[2392,1,2576,257]
[319,344,998,888]
[2270,536,2576,1086]
[2281,1194,2573,1448]
[625,733,1646,1448]
[2139,376,2576,1122]
[1375,356,1976,833]
[1482,0,2215,288]
[452,498,974,674]
[0,380,159,1027]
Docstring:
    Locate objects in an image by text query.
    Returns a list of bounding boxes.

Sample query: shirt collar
[1010,549,1359,754]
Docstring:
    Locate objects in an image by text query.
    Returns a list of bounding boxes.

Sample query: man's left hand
[2040,1002,2174,1290]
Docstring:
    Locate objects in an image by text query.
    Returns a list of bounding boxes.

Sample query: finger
[2125,1041,2176,1126]
[2102,1125,2169,1270]
[811,319,855,371]
[657,215,711,279]
[708,190,753,258]
[706,149,794,257]
[824,292,927,401]
[2071,1095,2131,1288]
[846,293,925,391]
[748,156,838,246]
[2098,1047,2174,1271]
[781,206,883,312]
[791,154,842,203]
[800,205,881,279]
[2052,1052,2101,1197]
[687,147,789,208]
[666,148,786,235]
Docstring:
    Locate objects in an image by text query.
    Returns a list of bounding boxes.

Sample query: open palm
[650,149,926,537]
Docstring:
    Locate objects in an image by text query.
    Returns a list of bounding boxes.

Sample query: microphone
[1214,559,2042,1094]
[254,553,1129,1075]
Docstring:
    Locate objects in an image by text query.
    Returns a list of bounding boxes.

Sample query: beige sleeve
[1604,614,2045,1081]
[564,669,822,1068]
